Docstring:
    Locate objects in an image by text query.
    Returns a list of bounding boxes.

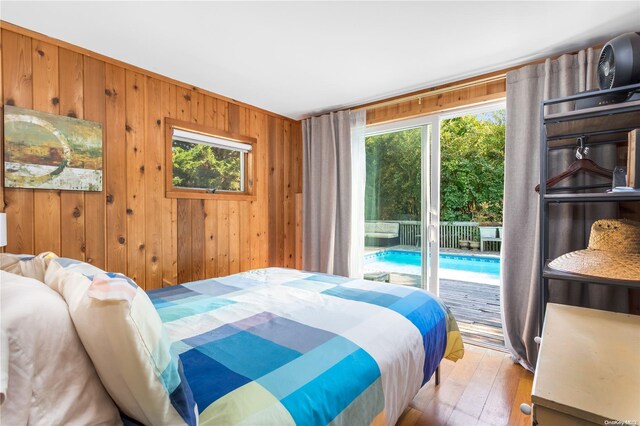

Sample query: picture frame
[3,105,103,191]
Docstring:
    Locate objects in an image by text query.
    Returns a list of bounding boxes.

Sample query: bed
[147,267,464,426]
[1,254,463,426]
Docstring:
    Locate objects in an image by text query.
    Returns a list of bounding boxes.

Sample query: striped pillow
[44,258,197,426]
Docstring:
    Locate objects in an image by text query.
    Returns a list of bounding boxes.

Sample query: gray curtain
[302,110,352,276]
[502,49,629,371]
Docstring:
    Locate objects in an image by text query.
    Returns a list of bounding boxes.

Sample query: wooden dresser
[532,303,640,425]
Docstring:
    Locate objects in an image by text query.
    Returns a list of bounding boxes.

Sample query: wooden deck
[389,273,505,351]
[440,279,504,351]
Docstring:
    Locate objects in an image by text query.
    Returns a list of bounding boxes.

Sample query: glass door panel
[364,127,423,288]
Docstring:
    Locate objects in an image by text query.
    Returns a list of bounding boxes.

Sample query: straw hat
[548,219,640,282]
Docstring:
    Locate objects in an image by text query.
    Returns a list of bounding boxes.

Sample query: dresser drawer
[533,404,599,426]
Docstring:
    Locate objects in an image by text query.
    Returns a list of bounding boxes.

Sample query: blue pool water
[364,250,500,284]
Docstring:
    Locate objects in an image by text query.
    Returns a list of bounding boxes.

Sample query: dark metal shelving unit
[543,262,640,287]
[544,192,640,203]
[538,83,640,334]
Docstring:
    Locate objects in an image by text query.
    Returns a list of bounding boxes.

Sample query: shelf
[544,99,640,139]
[547,132,628,148]
[539,85,640,334]
[544,263,640,287]
[545,98,640,123]
[542,192,640,203]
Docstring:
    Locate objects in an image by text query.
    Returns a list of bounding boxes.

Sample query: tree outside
[366,128,422,221]
[172,140,242,191]
[365,110,505,223]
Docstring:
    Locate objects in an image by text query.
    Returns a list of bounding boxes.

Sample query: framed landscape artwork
[3,105,103,191]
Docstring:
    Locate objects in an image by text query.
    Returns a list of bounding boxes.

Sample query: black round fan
[597,32,640,90]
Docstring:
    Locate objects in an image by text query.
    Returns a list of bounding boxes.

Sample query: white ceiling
[2,1,640,119]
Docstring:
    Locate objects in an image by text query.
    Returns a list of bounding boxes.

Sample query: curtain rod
[352,73,507,112]
[351,42,604,114]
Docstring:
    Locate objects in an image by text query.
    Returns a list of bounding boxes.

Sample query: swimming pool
[363,250,500,285]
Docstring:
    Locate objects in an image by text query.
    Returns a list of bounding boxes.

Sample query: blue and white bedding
[148,268,464,426]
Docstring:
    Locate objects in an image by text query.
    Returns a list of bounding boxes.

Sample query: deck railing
[397,220,421,246]
[439,221,479,249]
[368,220,501,252]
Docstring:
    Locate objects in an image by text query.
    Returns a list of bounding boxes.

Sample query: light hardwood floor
[397,344,533,426]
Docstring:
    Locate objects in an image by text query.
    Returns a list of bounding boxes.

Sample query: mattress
[147,268,463,425]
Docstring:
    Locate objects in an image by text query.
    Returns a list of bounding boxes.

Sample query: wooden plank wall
[0,26,302,289]
[364,73,506,125]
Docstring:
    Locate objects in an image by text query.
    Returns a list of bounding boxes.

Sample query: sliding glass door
[364,127,424,288]
[364,102,507,349]
[365,102,505,295]
[363,120,439,294]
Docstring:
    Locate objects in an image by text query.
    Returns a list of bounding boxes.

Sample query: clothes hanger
[535,137,613,193]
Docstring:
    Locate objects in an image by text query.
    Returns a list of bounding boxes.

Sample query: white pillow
[0,252,55,282]
[44,258,198,426]
[0,270,121,425]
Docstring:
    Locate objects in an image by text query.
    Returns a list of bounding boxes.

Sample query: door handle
[428,210,439,243]
[428,225,437,243]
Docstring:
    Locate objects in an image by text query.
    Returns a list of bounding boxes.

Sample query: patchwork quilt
[148,268,464,426]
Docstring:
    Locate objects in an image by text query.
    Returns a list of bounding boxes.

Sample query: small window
[165,119,256,199]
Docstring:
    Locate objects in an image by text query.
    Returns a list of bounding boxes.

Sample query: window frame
[165,118,257,200]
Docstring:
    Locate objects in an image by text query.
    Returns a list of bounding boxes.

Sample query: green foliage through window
[440,110,505,222]
[366,128,422,221]
[172,140,242,191]
[365,110,505,223]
